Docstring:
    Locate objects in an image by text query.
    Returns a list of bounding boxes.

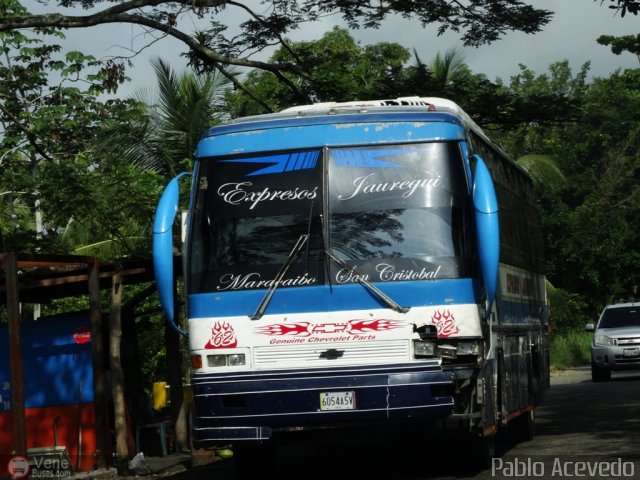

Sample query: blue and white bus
[153,97,549,473]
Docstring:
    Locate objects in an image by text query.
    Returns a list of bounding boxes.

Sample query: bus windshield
[327,143,471,284]
[187,142,472,294]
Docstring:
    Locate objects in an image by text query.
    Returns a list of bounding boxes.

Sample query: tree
[429,47,468,89]
[0,2,157,255]
[103,56,233,177]
[486,60,589,153]
[225,30,590,136]
[597,34,640,63]
[0,0,553,102]
[599,0,640,16]
[397,46,471,99]
[595,1,640,64]
[556,69,640,308]
[497,62,640,316]
[225,27,412,116]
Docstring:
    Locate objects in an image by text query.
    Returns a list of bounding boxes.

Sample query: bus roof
[198,96,511,161]
[207,97,485,137]
[281,97,481,130]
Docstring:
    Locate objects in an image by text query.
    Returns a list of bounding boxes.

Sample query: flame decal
[204,321,238,349]
[431,310,460,338]
[348,319,404,333]
[256,319,404,336]
[256,323,311,336]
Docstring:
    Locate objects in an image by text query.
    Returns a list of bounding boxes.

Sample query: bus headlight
[457,341,481,356]
[414,340,435,357]
[227,354,246,366]
[206,351,248,367]
[207,355,227,367]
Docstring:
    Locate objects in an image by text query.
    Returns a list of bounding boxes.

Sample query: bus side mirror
[472,155,500,310]
[153,172,189,336]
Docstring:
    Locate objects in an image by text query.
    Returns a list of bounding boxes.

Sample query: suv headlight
[594,334,614,347]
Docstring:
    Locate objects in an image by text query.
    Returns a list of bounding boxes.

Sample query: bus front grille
[253,340,410,369]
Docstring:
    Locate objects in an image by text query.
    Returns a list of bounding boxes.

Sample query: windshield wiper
[324,249,410,314]
[250,234,310,320]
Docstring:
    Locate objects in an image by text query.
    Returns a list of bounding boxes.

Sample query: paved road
[164,366,640,479]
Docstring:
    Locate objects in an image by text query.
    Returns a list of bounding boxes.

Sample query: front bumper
[190,362,454,446]
[591,344,640,370]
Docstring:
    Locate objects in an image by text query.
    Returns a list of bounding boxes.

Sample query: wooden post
[164,303,185,450]
[110,270,129,472]
[166,264,188,451]
[88,260,109,469]
[5,253,27,456]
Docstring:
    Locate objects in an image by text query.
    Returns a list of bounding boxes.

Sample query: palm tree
[430,47,467,89]
[146,57,234,175]
[73,58,235,259]
[404,46,468,97]
[105,56,235,178]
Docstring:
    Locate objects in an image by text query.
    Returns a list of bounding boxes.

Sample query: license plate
[623,348,640,357]
[319,391,355,411]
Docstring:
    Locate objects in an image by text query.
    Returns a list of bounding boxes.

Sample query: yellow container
[153,381,168,411]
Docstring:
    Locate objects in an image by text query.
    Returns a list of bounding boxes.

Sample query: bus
[152,97,549,474]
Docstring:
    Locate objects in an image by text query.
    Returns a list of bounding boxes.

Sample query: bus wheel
[511,409,535,443]
[471,434,496,470]
[233,441,276,478]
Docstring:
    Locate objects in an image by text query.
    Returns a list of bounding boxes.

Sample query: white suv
[586,302,640,382]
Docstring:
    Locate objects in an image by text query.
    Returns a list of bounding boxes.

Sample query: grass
[549,330,592,370]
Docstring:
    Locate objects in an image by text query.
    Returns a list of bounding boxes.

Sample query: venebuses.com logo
[7,456,29,479]
[6,455,73,479]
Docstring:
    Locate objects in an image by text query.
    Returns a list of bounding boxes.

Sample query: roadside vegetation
[550,331,592,370]
[546,281,593,370]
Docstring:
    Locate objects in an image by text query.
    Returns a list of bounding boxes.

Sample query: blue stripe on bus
[219,151,320,176]
[195,121,465,157]
[188,279,477,318]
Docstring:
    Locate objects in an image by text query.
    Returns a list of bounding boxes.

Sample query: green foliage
[225,27,413,115]
[547,281,589,333]
[41,157,165,258]
[224,28,581,129]
[548,71,640,312]
[549,330,592,370]
[497,63,640,322]
[600,0,640,16]
[598,34,640,60]
[102,56,233,178]
[0,0,554,109]
[0,23,147,255]
[516,155,566,189]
